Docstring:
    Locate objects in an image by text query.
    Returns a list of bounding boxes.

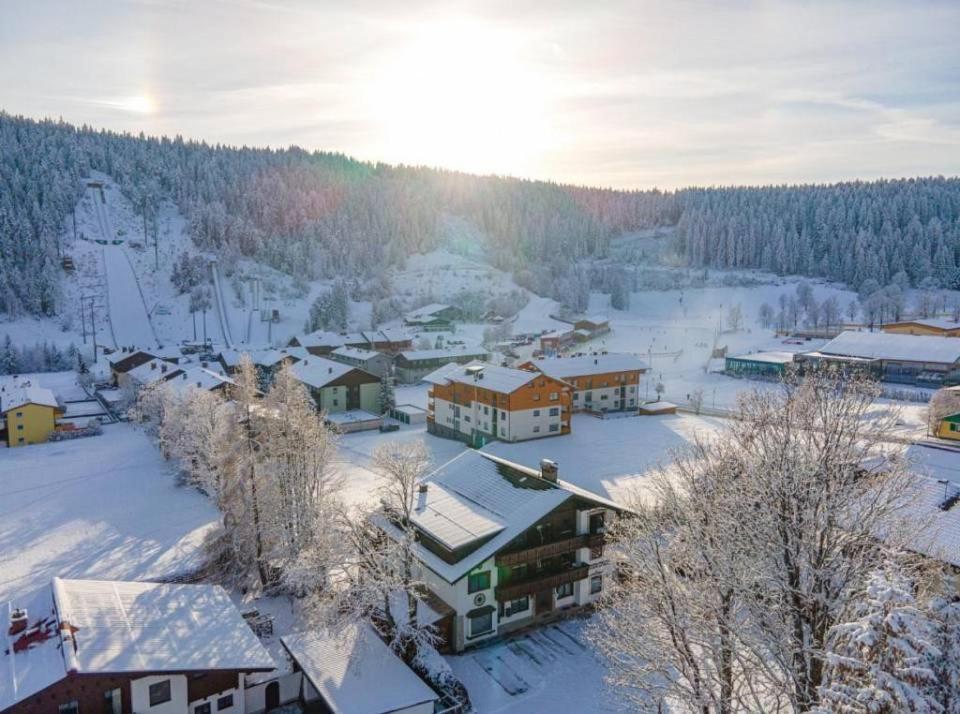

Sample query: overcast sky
[1,0,958,189]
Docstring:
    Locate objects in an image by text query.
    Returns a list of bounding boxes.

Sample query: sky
[1,0,959,189]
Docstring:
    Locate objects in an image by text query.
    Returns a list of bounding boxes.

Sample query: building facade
[388,451,620,653]
[291,357,381,414]
[394,348,489,384]
[520,354,648,413]
[426,361,571,445]
[0,385,65,447]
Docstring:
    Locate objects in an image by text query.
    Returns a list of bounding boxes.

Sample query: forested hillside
[2,112,960,319]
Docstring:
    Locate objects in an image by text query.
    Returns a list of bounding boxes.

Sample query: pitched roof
[331,345,381,361]
[400,450,620,583]
[165,366,234,396]
[422,360,539,394]
[898,476,960,568]
[291,356,357,389]
[399,348,488,363]
[281,625,437,714]
[887,317,960,331]
[292,331,367,348]
[528,353,649,379]
[815,330,960,364]
[405,303,451,322]
[1,579,275,710]
[0,385,61,413]
[218,348,288,368]
[126,358,183,386]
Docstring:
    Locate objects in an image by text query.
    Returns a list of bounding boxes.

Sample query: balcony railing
[495,563,590,601]
[496,534,589,567]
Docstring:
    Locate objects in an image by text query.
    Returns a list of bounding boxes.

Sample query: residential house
[0,384,65,447]
[107,348,180,387]
[394,348,489,384]
[573,315,611,338]
[381,450,621,653]
[120,358,184,392]
[403,304,462,332]
[165,364,235,398]
[539,330,575,355]
[291,357,381,414]
[281,625,438,714]
[361,329,414,354]
[936,412,960,441]
[797,330,960,386]
[882,317,960,337]
[286,331,368,356]
[425,361,571,445]
[520,353,648,412]
[216,349,298,389]
[1,577,276,714]
[329,345,393,379]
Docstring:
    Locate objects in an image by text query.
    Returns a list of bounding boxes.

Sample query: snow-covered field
[0,423,219,603]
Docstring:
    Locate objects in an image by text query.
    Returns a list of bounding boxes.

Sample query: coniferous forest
[2,111,960,318]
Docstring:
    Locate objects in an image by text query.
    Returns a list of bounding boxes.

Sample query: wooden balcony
[495,563,590,601]
[496,534,589,567]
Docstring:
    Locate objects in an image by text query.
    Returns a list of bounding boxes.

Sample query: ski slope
[101,245,159,349]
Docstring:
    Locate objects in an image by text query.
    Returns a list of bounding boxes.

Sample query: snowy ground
[0,423,219,603]
[447,617,632,713]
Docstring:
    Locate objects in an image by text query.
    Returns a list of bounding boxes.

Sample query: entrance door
[536,588,553,615]
[265,681,280,710]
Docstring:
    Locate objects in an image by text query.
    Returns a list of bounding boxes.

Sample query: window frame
[217,695,234,711]
[469,610,494,637]
[556,582,574,599]
[467,571,491,594]
[590,575,603,594]
[149,679,172,707]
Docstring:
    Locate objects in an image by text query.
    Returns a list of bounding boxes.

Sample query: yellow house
[936,412,960,442]
[1,385,65,447]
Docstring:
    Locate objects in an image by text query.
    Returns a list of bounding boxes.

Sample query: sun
[365,20,554,176]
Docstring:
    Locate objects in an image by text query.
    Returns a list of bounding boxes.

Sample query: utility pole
[80,297,87,345]
[88,296,99,362]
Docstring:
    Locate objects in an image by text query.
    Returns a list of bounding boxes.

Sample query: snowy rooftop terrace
[814,330,960,364]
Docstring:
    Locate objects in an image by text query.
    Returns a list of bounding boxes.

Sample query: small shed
[281,625,438,714]
[390,404,428,425]
[638,400,677,415]
[324,409,383,433]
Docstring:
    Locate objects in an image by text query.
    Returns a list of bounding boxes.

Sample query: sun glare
[100,93,157,115]
[366,20,554,176]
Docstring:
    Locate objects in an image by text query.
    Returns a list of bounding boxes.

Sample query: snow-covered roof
[325,410,382,425]
[399,348,488,362]
[293,331,367,348]
[281,625,437,714]
[528,353,649,380]
[291,356,356,389]
[394,404,428,416]
[331,345,381,361]
[106,348,155,366]
[815,331,960,364]
[887,317,960,331]
[405,303,452,322]
[907,444,960,487]
[422,360,541,394]
[0,384,61,413]
[166,366,234,396]
[51,578,275,674]
[727,350,797,365]
[404,450,620,583]
[219,348,288,368]
[579,314,609,326]
[1,588,63,710]
[1,579,275,710]
[369,328,412,343]
[126,358,182,386]
[899,476,960,568]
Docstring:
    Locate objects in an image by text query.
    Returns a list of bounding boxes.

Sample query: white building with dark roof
[1,578,276,714]
[381,449,622,652]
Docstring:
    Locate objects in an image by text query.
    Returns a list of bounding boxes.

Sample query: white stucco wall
[131,675,188,714]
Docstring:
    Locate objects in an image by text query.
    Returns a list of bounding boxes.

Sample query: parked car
[379,423,400,433]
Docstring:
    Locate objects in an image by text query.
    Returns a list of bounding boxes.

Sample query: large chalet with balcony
[425,361,571,446]
[380,449,622,653]
[519,353,648,413]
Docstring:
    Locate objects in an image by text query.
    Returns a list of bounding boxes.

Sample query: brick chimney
[8,608,28,636]
[540,459,558,483]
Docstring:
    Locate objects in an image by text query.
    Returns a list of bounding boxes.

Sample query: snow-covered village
[2,3,960,713]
